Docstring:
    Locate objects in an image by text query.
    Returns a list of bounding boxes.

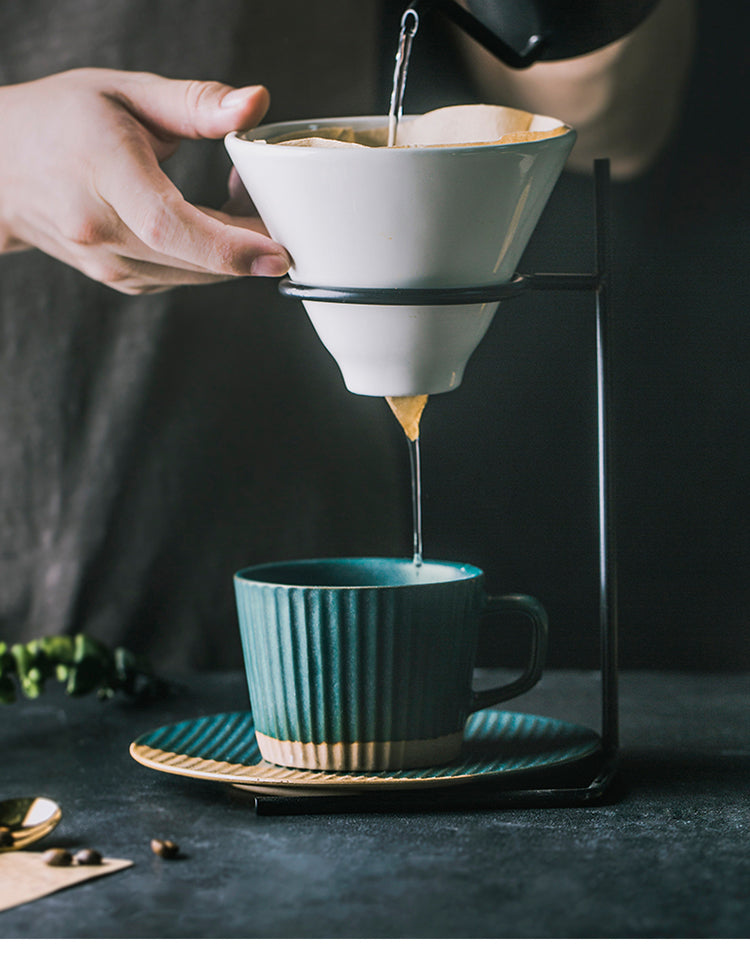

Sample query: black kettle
[407,0,660,67]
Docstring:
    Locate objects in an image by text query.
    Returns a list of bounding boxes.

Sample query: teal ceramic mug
[234,557,548,771]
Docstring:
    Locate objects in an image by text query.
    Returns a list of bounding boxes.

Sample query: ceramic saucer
[130,710,601,796]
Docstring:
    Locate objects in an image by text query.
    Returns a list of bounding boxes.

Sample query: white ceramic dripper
[225,115,575,396]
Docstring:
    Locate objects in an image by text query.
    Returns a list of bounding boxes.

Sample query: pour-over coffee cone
[226,107,575,396]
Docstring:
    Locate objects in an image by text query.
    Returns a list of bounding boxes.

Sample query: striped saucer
[130,709,601,795]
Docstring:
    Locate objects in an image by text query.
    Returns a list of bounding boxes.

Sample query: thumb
[117,73,271,140]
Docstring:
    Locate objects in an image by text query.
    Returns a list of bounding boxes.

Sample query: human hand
[0,68,290,293]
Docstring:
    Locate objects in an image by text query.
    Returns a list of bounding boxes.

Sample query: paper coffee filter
[267,104,567,149]
[385,395,429,441]
[271,136,369,149]
[270,125,359,143]
[394,103,531,146]
[267,125,387,148]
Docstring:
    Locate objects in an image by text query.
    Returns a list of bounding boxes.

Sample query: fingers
[112,72,271,141]
[26,170,288,294]
[33,222,281,296]
[95,131,290,277]
[99,208,289,292]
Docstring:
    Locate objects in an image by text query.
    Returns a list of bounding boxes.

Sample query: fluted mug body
[234,558,547,771]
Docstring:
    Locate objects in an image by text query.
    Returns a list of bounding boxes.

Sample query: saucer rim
[130,709,602,794]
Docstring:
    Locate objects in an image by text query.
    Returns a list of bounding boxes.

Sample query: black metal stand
[261,159,619,815]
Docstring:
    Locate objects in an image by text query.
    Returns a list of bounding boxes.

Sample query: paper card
[0,851,133,913]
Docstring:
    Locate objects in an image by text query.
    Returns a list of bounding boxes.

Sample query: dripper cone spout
[302,300,498,396]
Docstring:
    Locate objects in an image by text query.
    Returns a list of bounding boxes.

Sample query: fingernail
[221,86,264,109]
[250,254,291,277]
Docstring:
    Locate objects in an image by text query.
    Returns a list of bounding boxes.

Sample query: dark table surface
[1,669,748,939]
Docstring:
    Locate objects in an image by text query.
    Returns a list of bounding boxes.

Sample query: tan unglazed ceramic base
[255,730,465,772]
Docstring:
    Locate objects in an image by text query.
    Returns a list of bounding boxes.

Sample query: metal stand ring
[278,273,529,306]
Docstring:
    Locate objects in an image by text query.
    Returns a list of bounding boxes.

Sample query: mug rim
[234,556,483,589]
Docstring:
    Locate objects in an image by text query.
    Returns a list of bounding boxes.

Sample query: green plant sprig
[0,634,169,704]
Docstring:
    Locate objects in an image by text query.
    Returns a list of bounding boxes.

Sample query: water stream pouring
[388,7,419,147]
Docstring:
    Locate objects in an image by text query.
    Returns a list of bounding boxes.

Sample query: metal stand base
[264,160,619,815]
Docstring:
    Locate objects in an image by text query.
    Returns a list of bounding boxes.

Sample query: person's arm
[0,68,290,293]
[455,0,696,178]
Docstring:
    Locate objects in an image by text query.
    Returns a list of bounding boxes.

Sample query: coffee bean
[73,848,102,866]
[150,838,179,859]
[42,847,73,867]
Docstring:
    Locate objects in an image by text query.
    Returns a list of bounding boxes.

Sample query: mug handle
[470,594,549,714]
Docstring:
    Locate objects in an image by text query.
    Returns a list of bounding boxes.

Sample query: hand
[0,68,291,293]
